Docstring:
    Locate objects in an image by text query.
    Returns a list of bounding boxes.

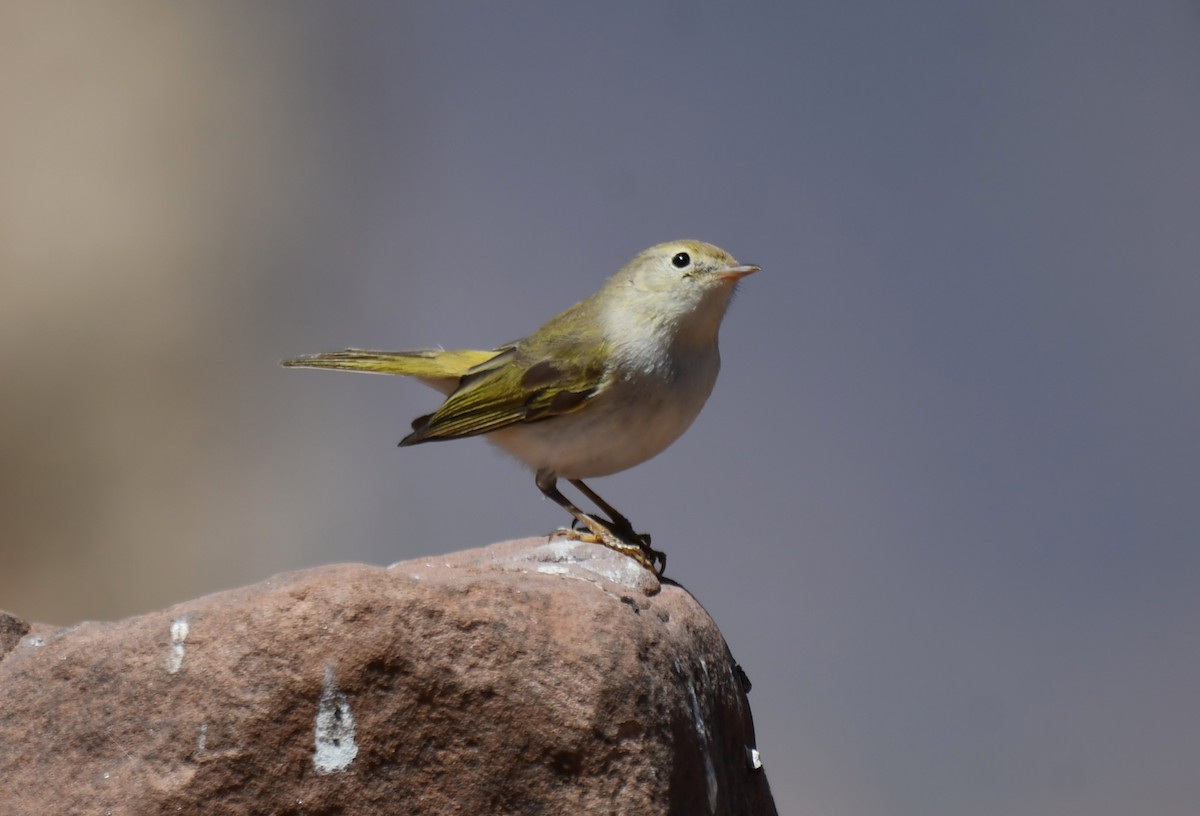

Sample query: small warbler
[283,240,758,574]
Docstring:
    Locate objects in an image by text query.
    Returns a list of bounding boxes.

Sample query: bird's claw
[551,524,665,576]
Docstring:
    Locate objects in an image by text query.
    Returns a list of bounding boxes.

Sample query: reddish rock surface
[0,538,775,815]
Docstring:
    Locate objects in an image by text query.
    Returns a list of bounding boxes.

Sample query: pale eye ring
[671,252,691,269]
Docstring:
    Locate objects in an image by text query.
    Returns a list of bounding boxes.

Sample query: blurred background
[2,2,1198,814]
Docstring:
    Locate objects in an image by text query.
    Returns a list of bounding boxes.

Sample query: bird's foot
[552,523,665,576]
[571,514,651,547]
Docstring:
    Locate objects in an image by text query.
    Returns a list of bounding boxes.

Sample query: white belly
[485,350,720,479]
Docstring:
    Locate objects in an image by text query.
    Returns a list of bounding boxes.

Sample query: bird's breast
[486,344,720,479]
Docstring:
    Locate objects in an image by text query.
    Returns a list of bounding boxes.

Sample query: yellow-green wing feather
[401,302,610,445]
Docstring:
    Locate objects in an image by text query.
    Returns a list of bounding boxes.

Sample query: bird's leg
[537,470,663,575]
[535,469,623,544]
[568,477,666,576]
[568,478,638,538]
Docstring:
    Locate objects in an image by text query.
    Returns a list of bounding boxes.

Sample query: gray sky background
[2,3,1198,814]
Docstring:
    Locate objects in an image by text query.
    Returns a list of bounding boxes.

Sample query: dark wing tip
[399,412,435,447]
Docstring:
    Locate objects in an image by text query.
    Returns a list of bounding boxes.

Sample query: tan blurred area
[0,3,361,623]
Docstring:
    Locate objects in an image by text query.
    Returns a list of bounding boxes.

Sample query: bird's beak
[714,264,760,282]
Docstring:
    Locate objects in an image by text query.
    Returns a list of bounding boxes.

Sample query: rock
[0,611,29,659]
[0,538,776,815]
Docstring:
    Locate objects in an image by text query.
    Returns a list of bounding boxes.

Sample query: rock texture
[0,538,775,815]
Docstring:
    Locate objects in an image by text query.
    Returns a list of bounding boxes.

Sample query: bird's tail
[281,348,499,393]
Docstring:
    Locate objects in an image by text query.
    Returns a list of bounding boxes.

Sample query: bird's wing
[400,308,610,445]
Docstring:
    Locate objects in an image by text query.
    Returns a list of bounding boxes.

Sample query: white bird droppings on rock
[166,618,188,674]
[313,666,358,774]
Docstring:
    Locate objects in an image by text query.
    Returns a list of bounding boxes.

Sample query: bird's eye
[671,252,691,269]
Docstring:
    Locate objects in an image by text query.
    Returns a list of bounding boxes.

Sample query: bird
[282,240,758,575]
